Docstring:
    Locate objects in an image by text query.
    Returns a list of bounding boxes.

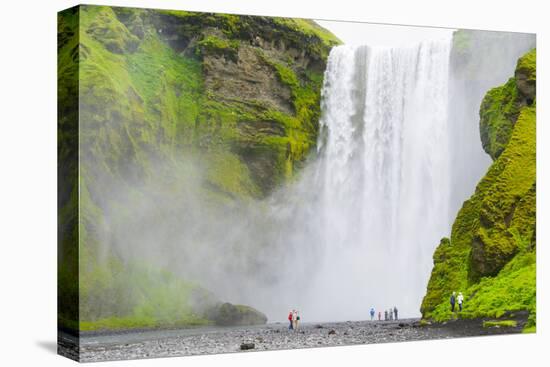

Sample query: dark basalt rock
[208,302,268,326]
[240,342,255,350]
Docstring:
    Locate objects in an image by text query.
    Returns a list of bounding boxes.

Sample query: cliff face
[78,6,339,199]
[421,49,536,330]
[447,30,535,218]
[58,5,339,330]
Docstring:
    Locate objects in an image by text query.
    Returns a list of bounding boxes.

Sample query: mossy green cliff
[421,49,536,330]
[58,5,340,331]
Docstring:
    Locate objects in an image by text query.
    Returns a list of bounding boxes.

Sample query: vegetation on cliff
[421,49,536,331]
[58,5,339,331]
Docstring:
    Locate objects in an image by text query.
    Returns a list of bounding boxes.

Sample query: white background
[0,0,546,365]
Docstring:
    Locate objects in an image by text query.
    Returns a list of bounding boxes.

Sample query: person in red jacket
[288,310,294,330]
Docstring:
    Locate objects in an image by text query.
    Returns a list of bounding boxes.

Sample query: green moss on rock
[479,49,536,160]
[515,48,536,105]
[421,49,536,327]
[516,48,536,82]
[471,105,536,279]
[479,78,519,160]
[196,34,240,61]
[208,302,268,326]
[58,6,81,329]
[85,6,140,54]
[483,320,517,328]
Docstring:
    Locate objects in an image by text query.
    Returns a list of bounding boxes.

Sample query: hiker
[393,306,398,320]
[370,307,375,321]
[288,310,294,330]
[389,309,393,321]
[450,292,456,312]
[384,310,388,321]
[295,310,301,330]
[378,311,381,321]
[292,309,298,330]
[457,292,464,312]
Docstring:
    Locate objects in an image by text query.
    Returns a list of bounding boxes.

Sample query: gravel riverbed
[59,318,524,362]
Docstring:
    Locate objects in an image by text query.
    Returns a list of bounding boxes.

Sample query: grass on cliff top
[155,7,341,49]
[273,18,342,47]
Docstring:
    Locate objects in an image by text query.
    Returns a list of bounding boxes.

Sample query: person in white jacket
[457,292,464,312]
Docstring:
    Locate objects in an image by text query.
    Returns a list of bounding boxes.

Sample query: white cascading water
[302,38,453,319]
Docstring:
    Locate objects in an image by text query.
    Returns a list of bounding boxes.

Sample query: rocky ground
[58,317,526,362]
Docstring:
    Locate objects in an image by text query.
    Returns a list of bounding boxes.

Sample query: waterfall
[305,38,453,319]
[173,36,457,322]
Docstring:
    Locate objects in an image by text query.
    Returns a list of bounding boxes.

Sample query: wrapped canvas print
[57,4,537,362]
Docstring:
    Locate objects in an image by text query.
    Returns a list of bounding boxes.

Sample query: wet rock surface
[63,318,522,362]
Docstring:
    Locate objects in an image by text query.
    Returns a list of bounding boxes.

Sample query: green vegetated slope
[58,7,80,330]
[421,49,536,331]
[58,5,340,331]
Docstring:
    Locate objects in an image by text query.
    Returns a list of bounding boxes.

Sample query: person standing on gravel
[288,310,294,330]
[370,307,375,321]
[457,292,464,312]
[450,292,456,312]
[378,311,381,321]
[384,310,388,321]
[295,311,301,330]
[292,309,298,330]
[393,306,398,320]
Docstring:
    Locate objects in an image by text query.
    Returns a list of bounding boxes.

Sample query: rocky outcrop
[515,49,536,103]
[207,303,268,326]
[110,7,341,196]
[421,49,536,330]
[479,49,537,160]
[86,8,140,53]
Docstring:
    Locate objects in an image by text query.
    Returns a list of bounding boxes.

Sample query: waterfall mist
[89,30,535,323]
[448,30,536,218]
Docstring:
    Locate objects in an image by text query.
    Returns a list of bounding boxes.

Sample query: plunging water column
[305,38,453,319]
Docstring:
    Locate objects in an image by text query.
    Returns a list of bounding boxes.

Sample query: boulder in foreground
[208,302,268,326]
